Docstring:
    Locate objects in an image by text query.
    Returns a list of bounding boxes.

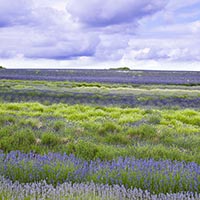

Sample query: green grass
[0,102,200,163]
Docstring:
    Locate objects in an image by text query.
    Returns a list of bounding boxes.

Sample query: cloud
[0,25,100,60]
[94,34,129,60]
[66,0,167,27]
[0,0,199,68]
[0,0,33,27]
[0,0,169,62]
[167,0,200,10]
[0,0,74,28]
[131,47,192,61]
[0,0,100,60]
[125,36,200,61]
[26,32,99,60]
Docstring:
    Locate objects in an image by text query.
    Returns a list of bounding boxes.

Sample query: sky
[0,0,200,70]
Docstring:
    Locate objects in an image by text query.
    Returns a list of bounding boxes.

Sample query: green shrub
[105,134,129,145]
[0,129,37,152]
[6,104,21,111]
[41,133,60,147]
[42,100,51,106]
[147,113,161,124]
[53,120,66,132]
[127,124,157,139]
[0,114,16,126]
[0,137,12,152]
[97,121,120,136]
[20,118,42,129]
[66,140,99,160]
[12,130,36,147]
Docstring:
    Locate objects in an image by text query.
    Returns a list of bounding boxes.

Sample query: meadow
[0,69,200,199]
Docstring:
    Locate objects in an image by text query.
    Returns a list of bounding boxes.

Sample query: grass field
[0,70,200,199]
[0,102,200,163]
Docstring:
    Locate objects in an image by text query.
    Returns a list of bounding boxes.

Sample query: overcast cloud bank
[0,0,199,70]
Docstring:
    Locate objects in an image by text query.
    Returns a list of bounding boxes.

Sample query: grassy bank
[0,102,200,163]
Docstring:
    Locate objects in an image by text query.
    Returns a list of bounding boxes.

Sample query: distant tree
[0,66,5,69]
[109,67,131,71]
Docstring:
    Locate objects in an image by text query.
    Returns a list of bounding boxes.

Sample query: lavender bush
[1,86,200,108]
[0,176,199,200]
[0,151,199,194]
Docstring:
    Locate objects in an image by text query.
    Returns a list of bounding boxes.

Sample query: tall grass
[0,102,200,163]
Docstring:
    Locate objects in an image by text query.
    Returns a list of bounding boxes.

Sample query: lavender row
[0,151,199,194]
[1,90,200,108]
[0,176,199,200]
[1,69,200,85]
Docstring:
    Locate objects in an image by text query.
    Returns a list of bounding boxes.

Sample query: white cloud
[0,0,33,26]
[167,0,200,10]
[0,0,199,70]
[66,0,167,27]
[0,0,100,60]
[126,36,200,61]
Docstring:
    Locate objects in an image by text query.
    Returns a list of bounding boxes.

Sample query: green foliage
[0,129,36,152]
[41,133,61,147]
[53,120,66,132]
[105,134,129,145]
[20,118,42,129]
[97,121,120,136]
[0,114,16,126]
[0,102,200,163]
[12,130,36,147]
[147,113,161,124]
[127,124,157,139]
[6,103,21,111]
[66,140,99,160]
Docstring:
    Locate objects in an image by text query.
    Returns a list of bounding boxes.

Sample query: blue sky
[0,0,200,70]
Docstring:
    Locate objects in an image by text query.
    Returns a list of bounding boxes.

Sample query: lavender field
[0,69,200,199]
[1,69,200,85]
[1,69,200,108]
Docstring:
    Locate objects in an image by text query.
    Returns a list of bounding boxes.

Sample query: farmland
[0,69,200,199]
